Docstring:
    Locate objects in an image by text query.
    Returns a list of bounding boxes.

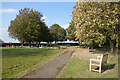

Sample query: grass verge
[59,49,118,78]
[2,47,67,78]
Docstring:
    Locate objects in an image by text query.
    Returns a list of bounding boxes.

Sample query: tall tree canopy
[67,21,76,41]
[49,24,67,43]
[72,2,120,51]
[8,8,48,46]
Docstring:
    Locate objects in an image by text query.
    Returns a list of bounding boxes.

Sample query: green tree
[98,2,120,53]
[72,2,120,52]
[67,21,76,41]
[8,8,48,47]
[47,29,54,42]
[49,24,66,44]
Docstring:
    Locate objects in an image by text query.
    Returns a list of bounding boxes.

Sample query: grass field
[58,48,118,78]
[2,47,67,78]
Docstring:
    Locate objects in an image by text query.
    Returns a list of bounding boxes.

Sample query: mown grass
[59,51,118,78]
[2,47,67,78]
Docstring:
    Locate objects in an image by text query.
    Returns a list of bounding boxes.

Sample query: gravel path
[23,48,76,78]
[72,48,102,60]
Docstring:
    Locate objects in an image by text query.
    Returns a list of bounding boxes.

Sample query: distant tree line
[8,8,66,47]
[8,2,120,54]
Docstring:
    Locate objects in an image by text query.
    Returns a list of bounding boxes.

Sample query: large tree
[47,29,54,43]
[72,2,120,52]
[8,8,48,47]
[67,21,76,41]
[49,24,66,44]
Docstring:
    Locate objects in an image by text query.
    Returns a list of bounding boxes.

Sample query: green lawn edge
[2,47,68,78]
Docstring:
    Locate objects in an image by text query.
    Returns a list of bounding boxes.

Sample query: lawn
[2,47,67,78]
[58,48,118,78]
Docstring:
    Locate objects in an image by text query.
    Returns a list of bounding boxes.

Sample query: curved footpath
[23,48,76,78]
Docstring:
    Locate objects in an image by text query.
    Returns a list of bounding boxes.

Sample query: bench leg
[99,66,101,73]
[90,62,91,71]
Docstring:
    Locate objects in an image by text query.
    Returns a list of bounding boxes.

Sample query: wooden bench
[90,53,108,73]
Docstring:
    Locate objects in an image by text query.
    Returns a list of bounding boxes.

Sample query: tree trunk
[116,47,119,55]
[92,40,95,49]
[38,42,41,47]
[21,41,24,48]
[91,46,94,50]
[29,42,31,47]
[55,40,57,47]
[47,42,49,47]
[55,40,57,44]
[109,40,114,53]
[115,35,119,55]
[36,42,39,48]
